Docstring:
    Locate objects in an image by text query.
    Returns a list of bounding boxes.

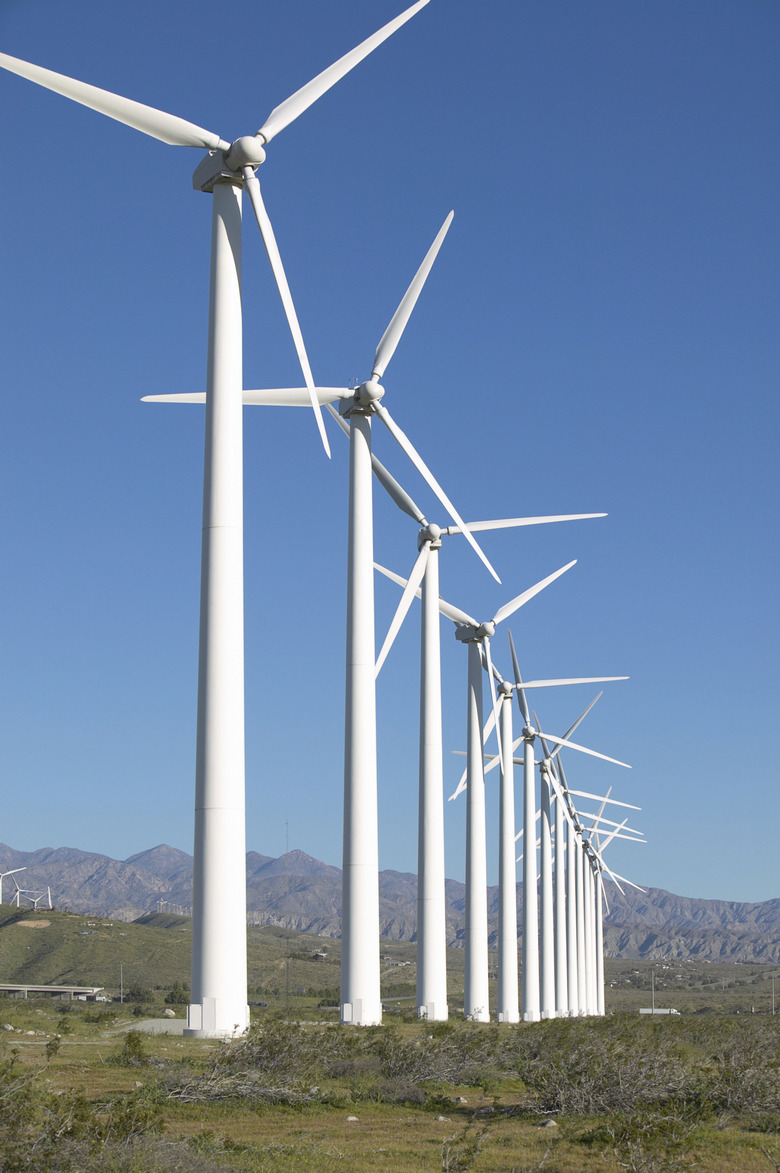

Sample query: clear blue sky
[1,1,777,903]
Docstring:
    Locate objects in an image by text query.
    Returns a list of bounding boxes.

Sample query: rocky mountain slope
[1,842,777,963]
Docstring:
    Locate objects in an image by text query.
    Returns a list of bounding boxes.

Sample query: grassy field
[1,906,779,1171]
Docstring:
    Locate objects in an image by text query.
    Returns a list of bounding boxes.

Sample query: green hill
[0,907,420,1007]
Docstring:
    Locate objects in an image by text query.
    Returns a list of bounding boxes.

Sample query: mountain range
[1,842,778,964]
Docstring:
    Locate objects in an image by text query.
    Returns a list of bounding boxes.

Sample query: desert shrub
[125,984,151,1004]
[115,1030,149,1067]
[583,1105,702,1173]
[0,1045,163,1171]
[514,1016,692,1114]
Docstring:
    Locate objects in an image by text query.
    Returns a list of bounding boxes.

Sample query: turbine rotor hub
[356,378,385,406]
[523,724,536,739]
[419,522,442,549]
[225,135,267,170]
[499,681,513,698]
[476,620,495,639]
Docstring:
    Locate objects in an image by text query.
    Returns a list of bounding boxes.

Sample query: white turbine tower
[0,0,432,1038]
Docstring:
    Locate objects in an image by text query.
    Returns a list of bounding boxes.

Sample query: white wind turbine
[504,641,631,1020]
[587,813,646,1015]
[534,712,633,1016]
[0,0,431,1038]
[152,207,497,1026]
[370,501,605,1022]
[330,211,502,1028]
[31,888,53,913]
[450,651,628,1023]
[571,780,646,1016]
[379,559,578,1020]
[542,745,644,1015]
[0,869,26,905]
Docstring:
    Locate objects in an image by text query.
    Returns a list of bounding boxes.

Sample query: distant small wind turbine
[0,869,26,905]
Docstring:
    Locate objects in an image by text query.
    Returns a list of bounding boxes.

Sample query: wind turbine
[0,869,26,905]
[1,1,431,1038]
[380,559,577,1019]
[151,206,496,1026]
[370,497,604,1022]
[507,636,628,1020]
[451,652,628,1023]
[544,743,644,1015]
[31,888,53,913]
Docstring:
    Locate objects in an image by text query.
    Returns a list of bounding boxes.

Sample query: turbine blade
[548,692,603,760]
[0,52,229,149]
[520,676,628,689]
[372,211,453,379]
[596,856,625,895]
[374,562,477,626]
[142,387,349,406]
[449,704,500,799]
[242,169,331,457]
[492,560,576,626]
[375,543,430,677]
[578,811,643,835]
[564,788,640,811]
[530,711,551,762]
[479,643,504,684]
[595,786,613,829]
[606,871,647,894]
[373,404,500,582]
[442,512,606,534]
[507,629,531,726]
[372,462,427,523]
[534,730,631,768]
[256,0,430,144]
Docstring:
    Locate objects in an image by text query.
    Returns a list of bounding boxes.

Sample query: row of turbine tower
[1,0,642,1035]
[374,505,644,1023]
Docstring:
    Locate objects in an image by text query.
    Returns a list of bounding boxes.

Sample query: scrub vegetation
[0,1003,778,1171]
[1,907,778,1170]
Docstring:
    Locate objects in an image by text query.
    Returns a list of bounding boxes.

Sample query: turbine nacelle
[454,619,493,643]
